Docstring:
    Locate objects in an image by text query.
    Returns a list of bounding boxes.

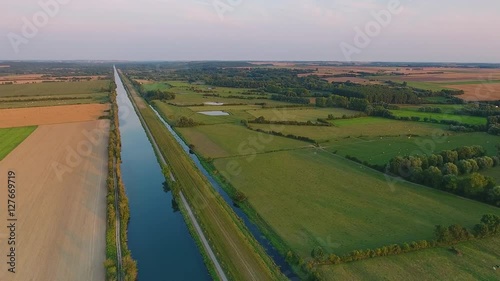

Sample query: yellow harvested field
[450,83,500,101]
[0,120,109,281]
[0,104,109,128]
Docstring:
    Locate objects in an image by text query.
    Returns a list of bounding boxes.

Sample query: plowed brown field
[0,104,109,128]
[0,120,109,281]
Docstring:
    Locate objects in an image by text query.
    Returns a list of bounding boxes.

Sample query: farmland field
[447,83,500,101]
[390,109,487,125]
[318,236,500,280]
[246,107,360,122]
[0,80,110,97]
[0,104,109,128]
[153,101,254,125]
[214,149,500,257]
[123,63,500,280]
[0,93,109,109]
[0,126,37,160]
[327,133,500,165]
[0,120,109,281]
[250,117,447,142]
[177,123,309,159]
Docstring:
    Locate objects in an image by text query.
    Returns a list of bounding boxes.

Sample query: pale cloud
[1,0,500,62]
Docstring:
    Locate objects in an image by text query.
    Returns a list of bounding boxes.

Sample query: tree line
[170,67,459,105]
[387,145,500,206]
[105,81,138,281]
[457,103,500,117]
[130,79,176,101]
[249,116,332,127]
[290,214,500,281]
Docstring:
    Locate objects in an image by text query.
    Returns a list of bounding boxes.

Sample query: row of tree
[171,67,457,105]
[487,115,500,135]
[457,103,500,117]
[418,106,443,113]
[270,94,310,104]
[315,94,370,111]
[387,146,500,205]
[175,116,199,127]
[249,116,332,127]
[142,89,176,101]
[105,81,138,281]
[290,214,499,278]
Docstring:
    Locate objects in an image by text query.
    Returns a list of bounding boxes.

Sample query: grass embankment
[120,73,286,281]
[104,81,137,281]
[0,126,37,160]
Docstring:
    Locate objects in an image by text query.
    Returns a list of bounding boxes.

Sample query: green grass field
[0,93,109,109]
[0,80,110,97]
[177,124,309,159]
[404,81,452,91]
[153,101,253,125]
[398,104,462,114]
[246,107,360,122]
[390,109,487,125]
[0,126,37,160]
[367,77,451,91]
[319,236,500,280]
[327,133,500,165]
[142,82,172,91]
[214,149,500,259]
[438,79,500,85]
[250,117,446,142]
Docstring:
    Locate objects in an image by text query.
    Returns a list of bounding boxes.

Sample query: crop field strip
[213,149,500,257]
[0,80,110,97]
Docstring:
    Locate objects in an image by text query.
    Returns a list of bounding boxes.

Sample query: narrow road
[179,192,229,281]
[113,157,123,281]
[119,71,229,281]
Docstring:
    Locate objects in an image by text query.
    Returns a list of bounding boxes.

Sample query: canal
[114,67,211,281]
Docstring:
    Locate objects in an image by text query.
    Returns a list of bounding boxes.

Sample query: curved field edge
[104,80,137,280]
[120,72,286,281]
[0,126,37,160]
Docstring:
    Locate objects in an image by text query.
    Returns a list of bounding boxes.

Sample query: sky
[1,0,500,62]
